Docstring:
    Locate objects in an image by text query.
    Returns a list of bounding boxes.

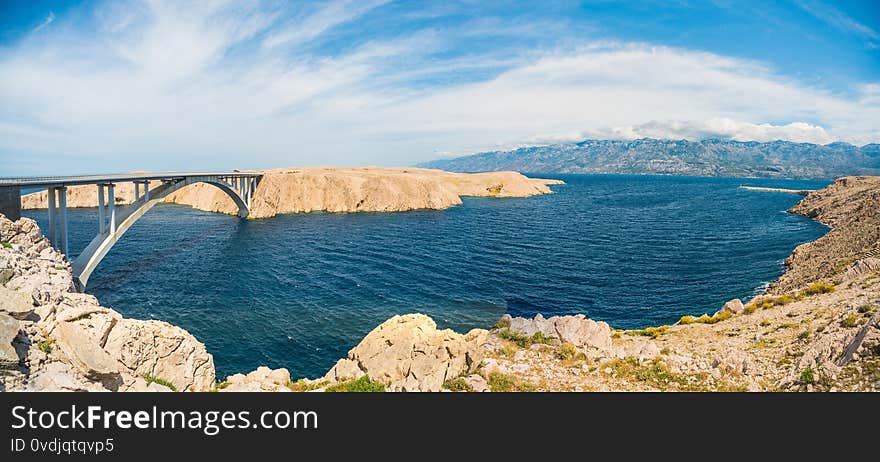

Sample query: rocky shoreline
[21,167,563,219]
[3,176,879,392]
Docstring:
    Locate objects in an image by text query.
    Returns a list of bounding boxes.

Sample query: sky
[1,0,879,175]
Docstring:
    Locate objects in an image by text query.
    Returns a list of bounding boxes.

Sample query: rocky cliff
[0,215,215,391]
[21,167,563,219]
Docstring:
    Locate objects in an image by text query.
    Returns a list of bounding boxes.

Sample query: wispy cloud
[32,11,55,32]
[262,0,389,49]
[0,2,878,174]
[795,0,879,47]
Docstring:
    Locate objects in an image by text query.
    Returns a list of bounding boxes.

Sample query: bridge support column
[57,186,68,256]
[47,187,57,248]
[0,186,21,221]
[97,184,106,234]
[134,182,140,201]
[247,177,254,207]
[107,184,116,233]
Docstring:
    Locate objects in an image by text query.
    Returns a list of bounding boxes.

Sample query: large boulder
[104,319,216,392]
[323,314,488,392]
[0,286,34,320]
[54,322,120,380]
[717,298,744,315]
[0,313,20,368]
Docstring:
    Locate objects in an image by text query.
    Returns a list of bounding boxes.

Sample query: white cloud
[580,119,835,144]
[32,12,55,32]
[336,43,879,151]
[262,0,389,49]
[795,0,879,47]
[0,4,879,174]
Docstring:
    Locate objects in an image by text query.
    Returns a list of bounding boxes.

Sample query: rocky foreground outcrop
[21,167,563,219]
[321,314,487,392]
[0,214,215,391]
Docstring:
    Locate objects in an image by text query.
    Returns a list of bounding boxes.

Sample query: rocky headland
[20,167,563,219]
[3,176,879,392]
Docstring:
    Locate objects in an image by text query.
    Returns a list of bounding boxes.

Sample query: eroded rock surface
[0,214,215,392]
[323,314,488,392]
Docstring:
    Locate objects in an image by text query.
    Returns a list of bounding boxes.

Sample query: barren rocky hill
[20,167,563,219]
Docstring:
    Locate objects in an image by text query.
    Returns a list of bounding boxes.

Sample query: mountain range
[418,139,880,179]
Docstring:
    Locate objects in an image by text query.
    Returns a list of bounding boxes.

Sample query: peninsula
[20,167,563,218]
[2,175,878,392]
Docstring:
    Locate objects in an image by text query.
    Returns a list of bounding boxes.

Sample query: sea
[22,174,830,379]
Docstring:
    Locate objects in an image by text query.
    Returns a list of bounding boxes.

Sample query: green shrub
[1,242,11,249]
[486,372,535,392]
[557,342,579,360]
[803,282,835,296]
[288,379,328,392]
[325,375,385,392]
[493,317,511,329]
[630,325,669,338]
[443,377,473,392]
[601,358,699,391]
[144,373,177,391]
[679,310,732,325]
[530,331,553,345]
[842,314,859,328]
[37,338,54,354]
[858,304,873,313]
[760,319,771,327]
[799,367,815,385]
[498,329,553,348]
[746,293,799,313]
[797,330,811,341]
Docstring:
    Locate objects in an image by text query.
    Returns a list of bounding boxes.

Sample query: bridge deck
[0,172,260,188]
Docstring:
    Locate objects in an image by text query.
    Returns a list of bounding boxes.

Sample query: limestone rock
[221,366,292,392]
[324,358,365,382]
[54,322,120,379]
[26,361,106,392]
[840,258,880,283]
[0,268,13,285]
[614,338,661,361]
[104,319,215,392]
[463,374,489,392]
[719,298,744,315]
[505,314,613,355]
[0,313,20,368]
[0,286,34,320]
[323,314,488,392]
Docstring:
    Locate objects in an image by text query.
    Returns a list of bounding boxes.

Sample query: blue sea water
[22,174,829,379]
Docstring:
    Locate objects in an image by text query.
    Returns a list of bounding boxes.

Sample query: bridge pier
[97,184,106,233]
[107,183,116,233]
[46,186,69,256]
[0,186,21,221]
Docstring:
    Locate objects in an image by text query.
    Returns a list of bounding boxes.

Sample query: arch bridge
[0,172,262,291]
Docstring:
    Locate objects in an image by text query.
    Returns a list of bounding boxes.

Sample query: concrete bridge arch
[0,172,262,291]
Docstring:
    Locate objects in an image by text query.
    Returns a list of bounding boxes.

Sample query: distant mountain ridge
[418,138,880,179]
